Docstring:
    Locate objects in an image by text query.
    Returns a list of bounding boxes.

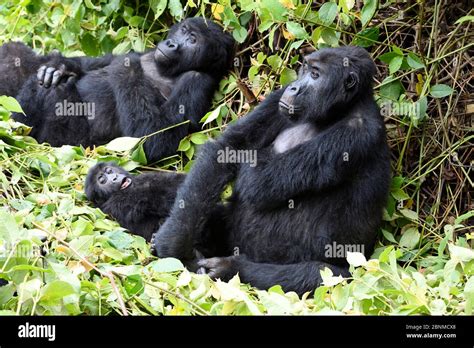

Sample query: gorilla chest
[272,123,317,154]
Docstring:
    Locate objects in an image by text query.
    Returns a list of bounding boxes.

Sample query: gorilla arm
[142,71,217,162]
[238,109,385,210]
[153,90,286,260]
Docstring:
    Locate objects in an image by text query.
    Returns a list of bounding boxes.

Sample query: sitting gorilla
[153,46,391,296]
[85,162,184,242]
[2,18,235,162]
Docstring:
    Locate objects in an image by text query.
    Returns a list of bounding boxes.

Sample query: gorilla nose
[165,39,178,50]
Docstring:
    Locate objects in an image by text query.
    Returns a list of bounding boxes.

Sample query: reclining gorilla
[85,162,184,242]
[1,18,235,162]
[153,46,391,296]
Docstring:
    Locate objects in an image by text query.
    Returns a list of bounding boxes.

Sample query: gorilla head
[279,46,376,124]
[85,162,132,206]
[155,17,235,78]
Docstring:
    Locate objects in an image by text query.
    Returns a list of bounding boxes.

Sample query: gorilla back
[154,46,391,296]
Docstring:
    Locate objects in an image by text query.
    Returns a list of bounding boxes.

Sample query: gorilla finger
[196,267,207,275]
[43,67,57,88]
[51,70,63,86]
[37,66,47,85]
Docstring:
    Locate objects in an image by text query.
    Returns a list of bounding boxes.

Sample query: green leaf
[430,84,454,98]
[455,15,474,24]
[0,96,24,113]
[380,76,404,100]
[150,0,167,19]
[378,52,400,64]
[389,55,403,74]
[267,55,283,71]
[407,53,424,70]
[150,258,185,273]
[80,33,99,56]
[177,138,191,151]
[286,21,308,39]
[311,27,322,45]
[399,208,418,222]
[321,28,338,46]
[124,274,144,297]
[105,137,140,152]
[352,27,379,47]
[381,229,397,243]
[361,0,377,26]
[40,281,76,303]
[168,0,183,20]
[279,68,297,85]
[233,26,248,43]
[190,133,208,145]
[399,227,420,249]
[318,2,338,26]
[201,104,225,126]
[339,0,355,13]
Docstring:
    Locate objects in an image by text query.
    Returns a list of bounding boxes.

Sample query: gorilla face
[85,162,132,205]
[279,46,376,124]
[154,17,235,78]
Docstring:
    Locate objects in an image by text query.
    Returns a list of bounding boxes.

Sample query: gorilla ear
[345,71,359,90]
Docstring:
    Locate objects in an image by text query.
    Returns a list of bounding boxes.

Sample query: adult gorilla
[2,18,235,162]
[153,46,391,295]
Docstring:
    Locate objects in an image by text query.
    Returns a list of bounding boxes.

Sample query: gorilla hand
[37,63,78,88]
[197,255,239,281]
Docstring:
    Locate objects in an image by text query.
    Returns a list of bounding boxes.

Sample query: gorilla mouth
[120,177,132,190]
[278,101,301,116]
[156,48,171,61]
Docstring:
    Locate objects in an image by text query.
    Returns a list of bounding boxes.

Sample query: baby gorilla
[85,162,184,241]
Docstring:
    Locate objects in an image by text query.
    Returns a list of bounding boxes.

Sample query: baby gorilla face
[85,162,133,206]
[96,165,132,194]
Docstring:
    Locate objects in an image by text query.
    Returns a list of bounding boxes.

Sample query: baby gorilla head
[279,46,376,124]
[155,17,235,78]
[85,162,132,206]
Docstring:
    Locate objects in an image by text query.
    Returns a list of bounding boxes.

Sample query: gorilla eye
[311,69,320,79]
[181,26,187,33]
[188,35,197,44]
[104,167,112,174]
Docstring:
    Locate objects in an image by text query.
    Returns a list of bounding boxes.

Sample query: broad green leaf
[0,96,24,113]
[279,68,297,85]
[190,133,208,145]
[168,0,183,20]
[105,137,140,152]
[150,258,184,273]
[318,2,338,25]
[286,21,308,39]
[361,0,377,26]
[407,53,424,69]
[389,55,403,74]
[40,280,76,303]
[150,0,167,18]
[399,227,420,249]
[430,84,454,98]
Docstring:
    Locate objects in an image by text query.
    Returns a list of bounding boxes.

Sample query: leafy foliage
[0,0,472,315]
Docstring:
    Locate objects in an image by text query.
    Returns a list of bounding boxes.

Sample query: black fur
[153,46,391,296]
[3,18,235,162]
[85,162,184,241]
